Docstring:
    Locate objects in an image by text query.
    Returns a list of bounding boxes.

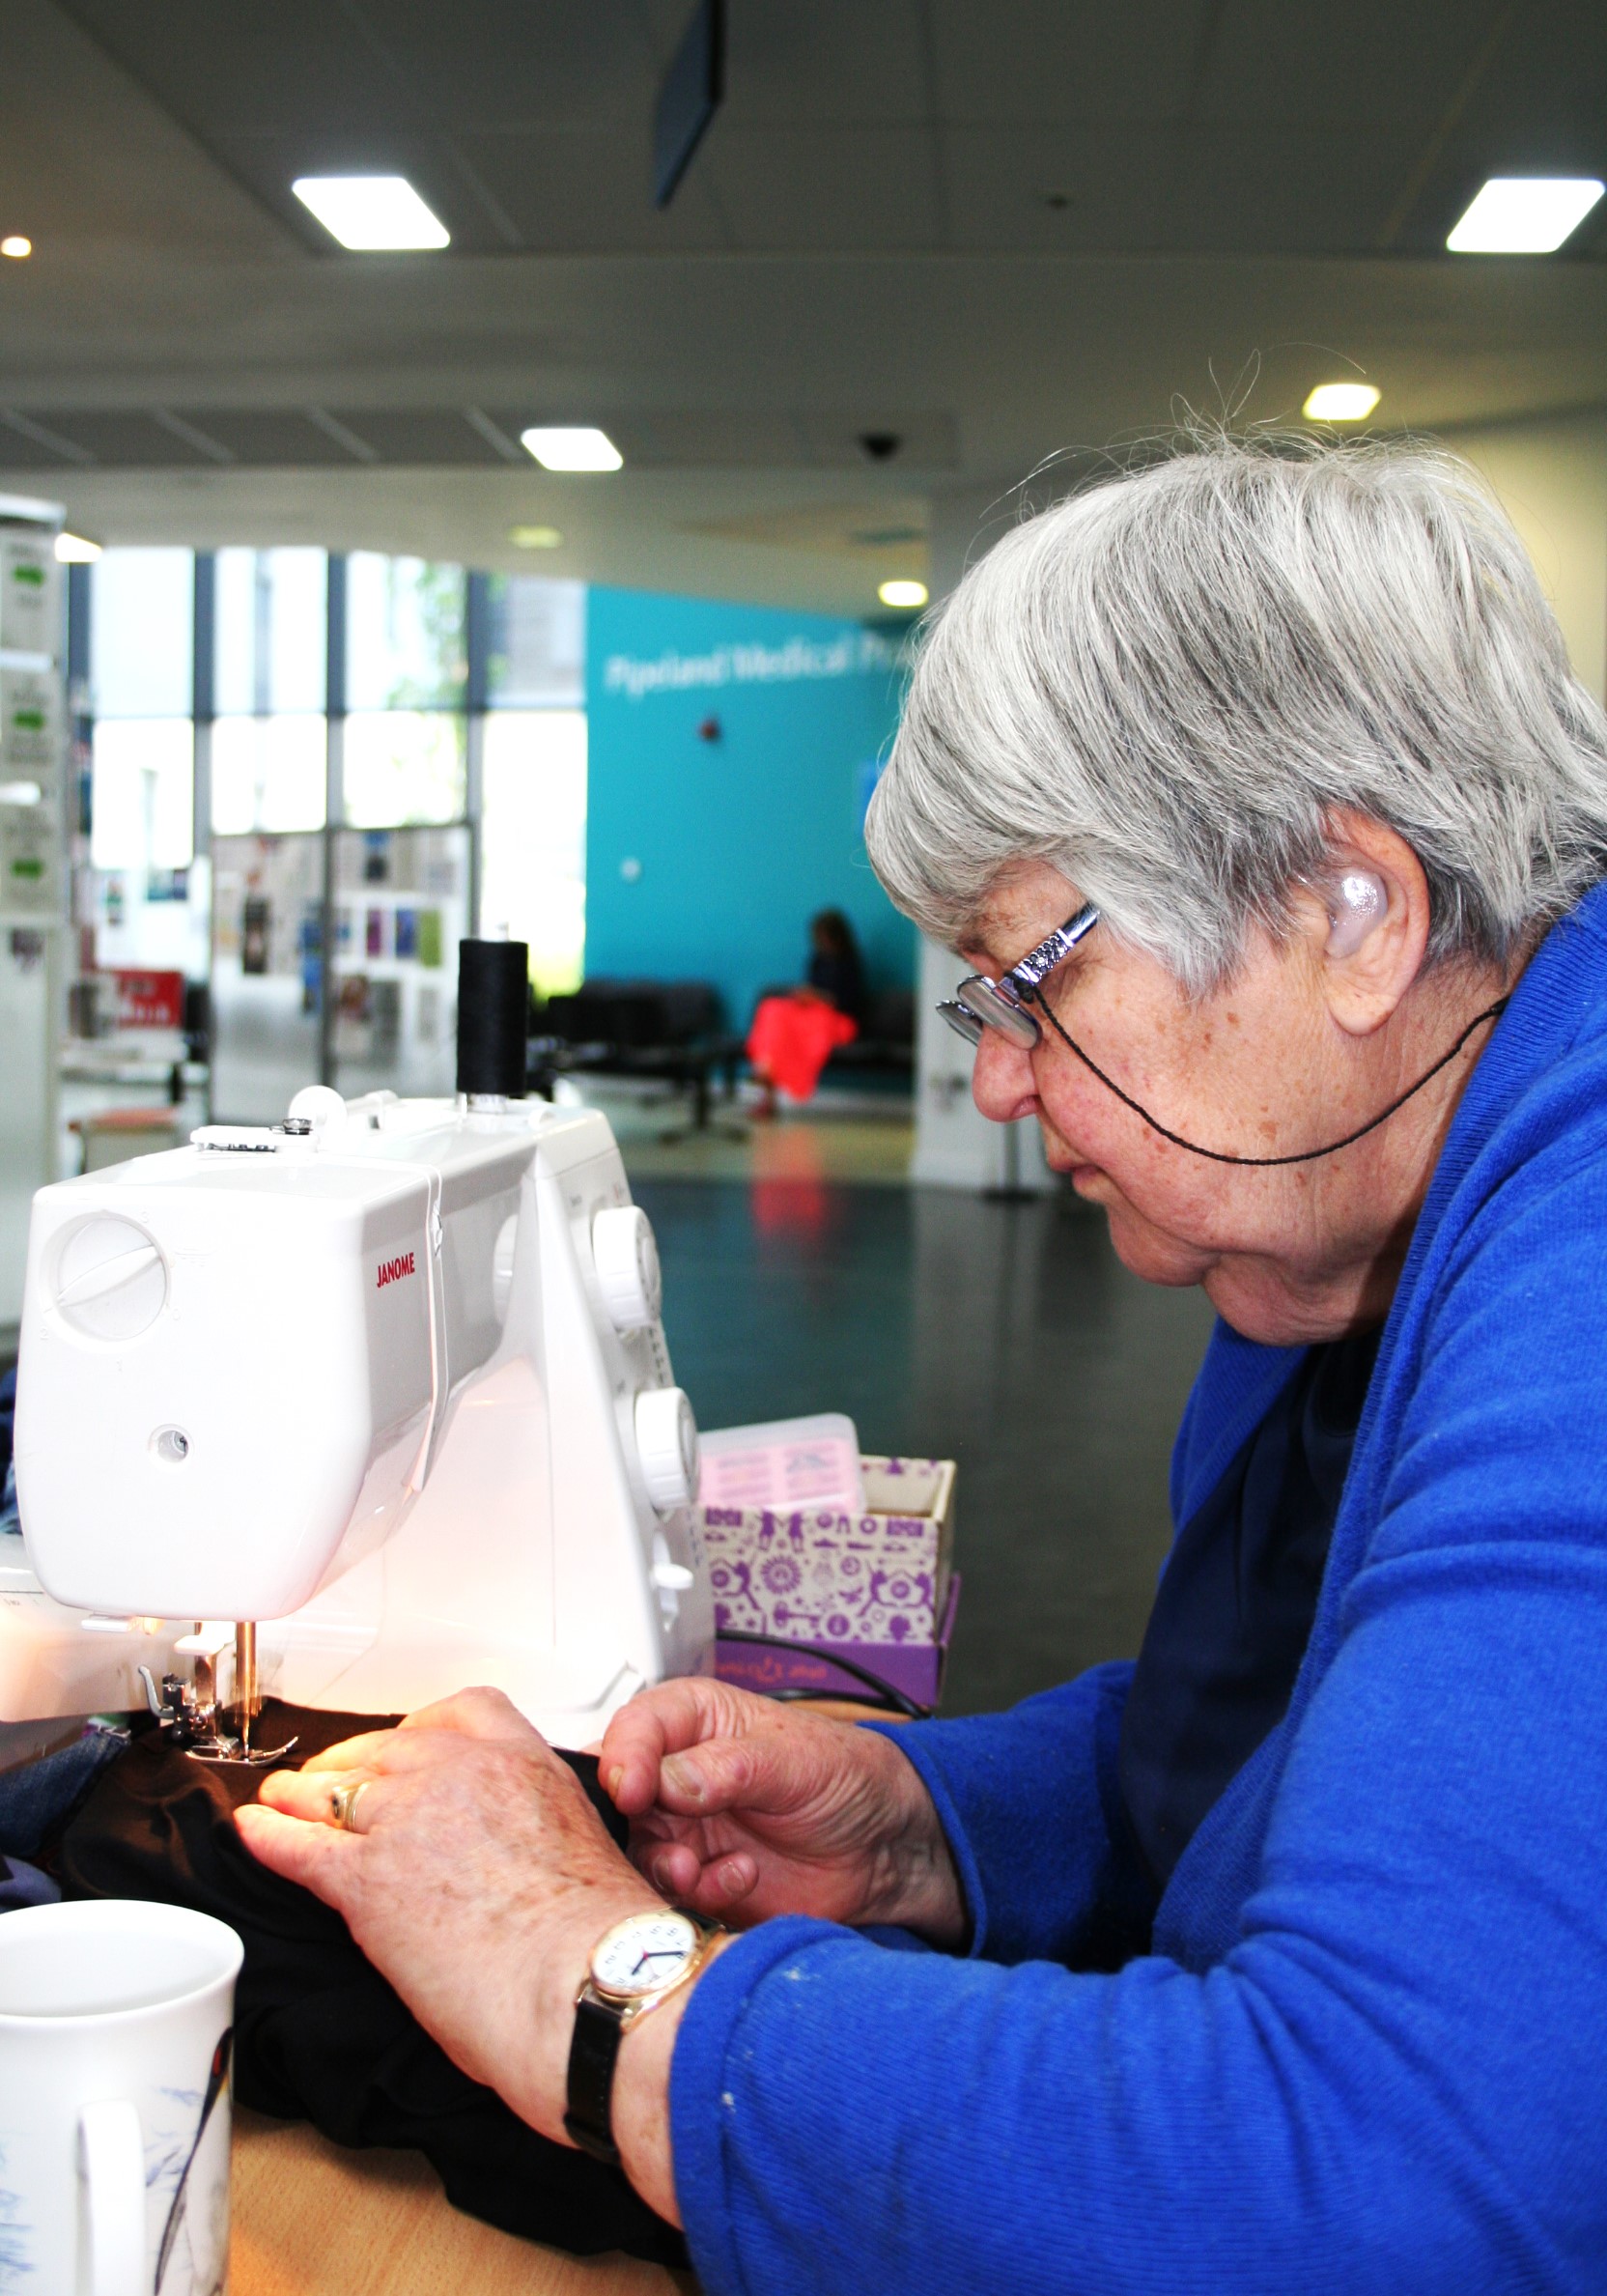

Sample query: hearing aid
[1326,869,1388,957]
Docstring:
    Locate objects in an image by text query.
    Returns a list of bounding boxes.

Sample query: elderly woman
[240,439,1607,2293]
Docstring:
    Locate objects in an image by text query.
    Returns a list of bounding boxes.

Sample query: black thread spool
[457,938,530,1101]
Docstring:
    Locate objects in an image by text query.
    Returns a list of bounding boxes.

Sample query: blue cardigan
[669,881,1607,2295]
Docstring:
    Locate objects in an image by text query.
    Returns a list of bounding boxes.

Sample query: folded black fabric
[59,1702,688,2268]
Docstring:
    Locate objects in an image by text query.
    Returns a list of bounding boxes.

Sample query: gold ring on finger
[327,1778,372,1832]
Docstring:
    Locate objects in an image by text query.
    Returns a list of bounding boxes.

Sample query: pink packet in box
[696,1413,865,1516]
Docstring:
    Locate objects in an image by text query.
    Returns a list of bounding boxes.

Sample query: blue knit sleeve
[860,1660,1152,1966]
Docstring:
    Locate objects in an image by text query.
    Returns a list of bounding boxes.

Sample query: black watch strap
[565,1993,628,2166]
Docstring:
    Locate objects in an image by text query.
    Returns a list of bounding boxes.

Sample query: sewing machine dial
[591,1205,663,1331]
[634,1386,698,1512]
[53,1214,168,1341]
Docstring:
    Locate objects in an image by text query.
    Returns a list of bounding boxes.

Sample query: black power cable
[718,1629,933,1720]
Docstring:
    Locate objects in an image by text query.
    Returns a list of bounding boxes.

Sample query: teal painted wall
[584,587,913,1030]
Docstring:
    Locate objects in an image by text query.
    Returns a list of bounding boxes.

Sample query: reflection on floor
[568,1079,914,1187]
[633,1173,1218,1720]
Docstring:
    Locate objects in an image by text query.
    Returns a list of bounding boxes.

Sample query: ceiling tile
[344,0,660,129]
[15,410,216,467]
[1162,128,1422,253]
[455,128,729,251]
[1194,0,1505,131]
[329,411,512,466]
[928,0,1212,124]
[0,0,288,257]
[170,410,363,466]
[944,126,1182,250]
[0,416,82,470]
[721,0,931,125]
[57,1,413,136]
[706,126,944,249]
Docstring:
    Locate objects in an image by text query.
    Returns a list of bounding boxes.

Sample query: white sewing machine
[1,1086,712,1755]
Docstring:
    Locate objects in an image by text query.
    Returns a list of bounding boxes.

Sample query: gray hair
[866,436,1607,991]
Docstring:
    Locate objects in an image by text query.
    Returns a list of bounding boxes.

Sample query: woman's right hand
[598,1681,967,1944]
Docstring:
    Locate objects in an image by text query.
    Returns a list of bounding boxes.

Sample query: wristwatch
[564,1907,721,2167]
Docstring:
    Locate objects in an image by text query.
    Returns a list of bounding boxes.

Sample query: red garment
[746,994,859,1101]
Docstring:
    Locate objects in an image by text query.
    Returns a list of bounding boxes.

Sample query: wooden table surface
[230,2109,696,2296]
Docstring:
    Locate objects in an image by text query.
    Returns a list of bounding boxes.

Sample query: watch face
[590,1911,699,1998]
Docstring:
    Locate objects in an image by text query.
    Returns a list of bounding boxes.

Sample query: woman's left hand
[234,1687,663,2147]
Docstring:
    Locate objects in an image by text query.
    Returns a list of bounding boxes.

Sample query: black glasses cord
[1030,994,1511,1169]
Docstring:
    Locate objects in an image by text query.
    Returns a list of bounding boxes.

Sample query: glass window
[90,550,194,717]
[343,711,466,828]
[479,709,586,994]
[211,715,327,836]
[91,718,195,870]
[346,554,465,711]
[486,577,584,708]
[214,549,327,715]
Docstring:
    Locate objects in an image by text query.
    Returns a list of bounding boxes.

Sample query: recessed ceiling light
[1447,177,1604,253]
[291,175,450,251]
[508,524,564,550]
[878,579,928,609]
[54,531,102,563]
[1303,383,1381,423]
[521,427,623,472]
[1,236,31,260]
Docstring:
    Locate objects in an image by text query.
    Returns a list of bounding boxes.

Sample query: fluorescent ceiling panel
[1446,178,1604,254]
[521,427,623,471]
[1303,383,1381,421]
[292,176,450,251]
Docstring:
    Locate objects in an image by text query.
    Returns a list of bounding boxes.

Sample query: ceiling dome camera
[859,431,903,462]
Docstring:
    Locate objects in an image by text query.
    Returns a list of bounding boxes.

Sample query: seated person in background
[746,908,865,1113]
[240,437,1607,2294]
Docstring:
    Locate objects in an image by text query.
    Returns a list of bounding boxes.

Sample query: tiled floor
[634,1168,1218,1719]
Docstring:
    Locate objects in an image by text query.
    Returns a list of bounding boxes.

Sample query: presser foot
[184,1730,300,1769]
[137,1666,299,1767]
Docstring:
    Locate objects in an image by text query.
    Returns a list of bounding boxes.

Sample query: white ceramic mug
[0,1898,243,2296]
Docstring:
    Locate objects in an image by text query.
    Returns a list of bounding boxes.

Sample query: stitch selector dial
[634,1385,698,1511]
[591,1206,662,1331]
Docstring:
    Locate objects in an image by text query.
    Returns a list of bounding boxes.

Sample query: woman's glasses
[937,905,1100,1050]
[937,899,1511,1170]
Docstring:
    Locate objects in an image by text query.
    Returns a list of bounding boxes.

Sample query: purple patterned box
[703,1456,957,1705]
[718,1576,960,1709]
